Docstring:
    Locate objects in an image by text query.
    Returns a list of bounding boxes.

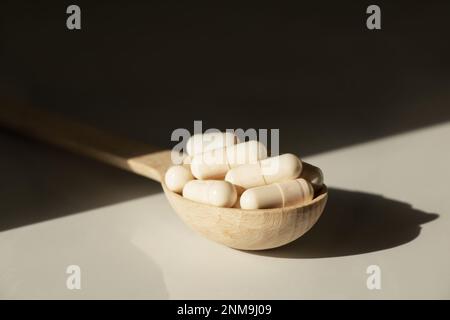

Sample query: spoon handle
[0,97,172,182]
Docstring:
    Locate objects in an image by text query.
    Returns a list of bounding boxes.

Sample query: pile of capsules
[164,132,324,209]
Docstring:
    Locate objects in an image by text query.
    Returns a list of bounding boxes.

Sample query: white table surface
[1,122,449,299]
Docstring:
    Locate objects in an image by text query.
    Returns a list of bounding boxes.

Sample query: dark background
[0,1,447,235]
[1,0,449,156]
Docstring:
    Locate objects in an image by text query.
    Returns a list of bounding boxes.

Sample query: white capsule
[182,154,192,165]
[186,131,238,156]
[190,140,268,180]
[300,162,324,189]
[171,152,192,165]
[182,180,237,208]
[225,153,302,189]
[240,178,314,210]
[164,165,194,194]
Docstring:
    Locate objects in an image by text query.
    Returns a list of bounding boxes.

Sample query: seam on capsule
[259,161,269,185]
[274,182,286,207]
[301,178,313,200]
[224,147,232,171]
[296,179,306,199]
[206,181,213,205]
[307,180,314,199]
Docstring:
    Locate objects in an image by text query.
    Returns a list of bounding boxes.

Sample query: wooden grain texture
[164,182,328,250]
[0,97,328,250]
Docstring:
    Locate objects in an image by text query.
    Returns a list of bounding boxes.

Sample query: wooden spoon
[0,99,328,250]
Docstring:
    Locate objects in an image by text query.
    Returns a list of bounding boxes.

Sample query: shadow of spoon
[248,187,438,258]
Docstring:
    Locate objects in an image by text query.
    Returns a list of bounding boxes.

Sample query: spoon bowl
[0,100,328,251]
[163,180,328,250]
